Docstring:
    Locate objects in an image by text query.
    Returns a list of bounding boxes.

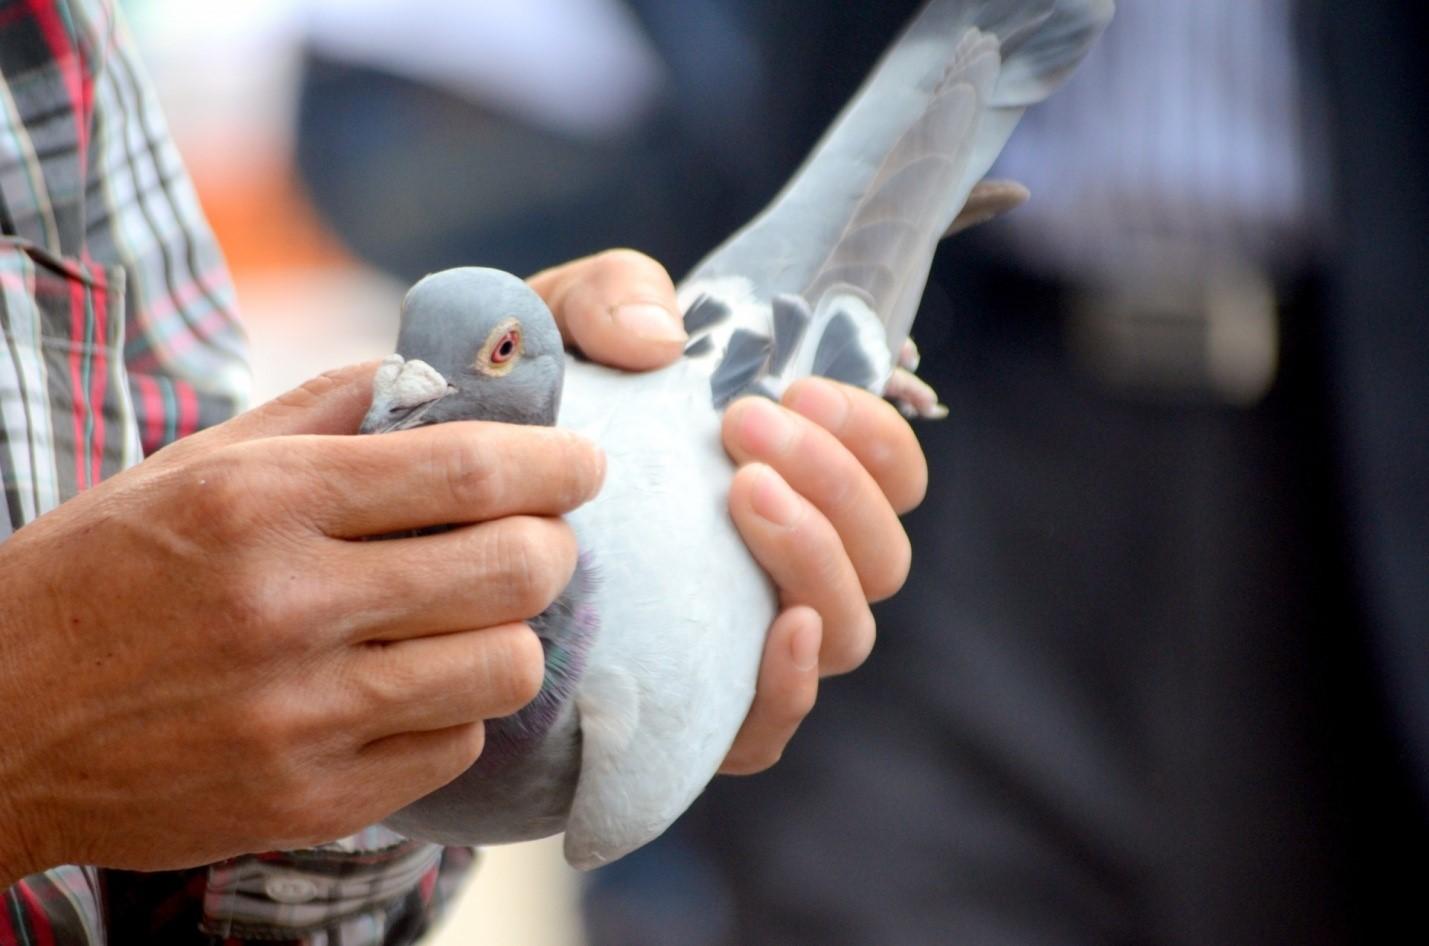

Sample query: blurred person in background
[297,1,1428,944]
[0,1,928,943]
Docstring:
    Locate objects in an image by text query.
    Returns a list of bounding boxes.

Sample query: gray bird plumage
[360,0,1113,869]
[359,269,597,844]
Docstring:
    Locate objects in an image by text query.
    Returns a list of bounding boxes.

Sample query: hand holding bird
[362,0,1114,868]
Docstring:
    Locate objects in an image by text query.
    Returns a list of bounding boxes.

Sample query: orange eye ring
[491,328,521,364]
[474,318,524,376]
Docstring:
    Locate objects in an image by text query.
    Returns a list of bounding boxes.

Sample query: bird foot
[897,339,922,372]
[884,367,948,420]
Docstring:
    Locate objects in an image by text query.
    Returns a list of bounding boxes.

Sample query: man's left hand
[528,249,928,776]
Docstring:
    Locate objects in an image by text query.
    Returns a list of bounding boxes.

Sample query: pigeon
[360,0,1115,869]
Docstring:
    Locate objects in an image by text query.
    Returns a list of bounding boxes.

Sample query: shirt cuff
[200,828,472,941]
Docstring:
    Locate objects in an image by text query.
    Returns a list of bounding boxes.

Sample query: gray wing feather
[811,306,884,391]
[769,294,812,375]
[682,295,731,335]
[684,0,1114,350]
[682,334,715,358]
[710,329,772,407]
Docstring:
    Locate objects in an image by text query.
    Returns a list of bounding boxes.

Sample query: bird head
[360,267,565,433]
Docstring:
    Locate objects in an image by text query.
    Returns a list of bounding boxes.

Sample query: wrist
[0,751,52,889]
[0,805,42,890]
[0,575,54,889]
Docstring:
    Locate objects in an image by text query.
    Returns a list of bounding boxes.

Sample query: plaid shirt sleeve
[1,2,475,943]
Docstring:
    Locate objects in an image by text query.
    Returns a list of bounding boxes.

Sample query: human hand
[718,382,925,773]
[528,249,927,776]
[0,365,604,886]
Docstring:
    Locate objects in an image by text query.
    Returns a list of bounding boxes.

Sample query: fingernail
[790,618,821,672]
[735,397,798,456]
[787,379,849,433]
[751,465,803,528]
[611,302,687,343]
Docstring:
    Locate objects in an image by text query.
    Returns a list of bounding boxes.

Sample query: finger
[344,623,545,741]
[720,606,821,776]
[333,516,579,642]
[527,249,686,370]
[724,396,911,603]
[332,722,488,831]
[272,421,604,537]
[728,464,875,675]
[178,363,381,457]
[782,378,928,514]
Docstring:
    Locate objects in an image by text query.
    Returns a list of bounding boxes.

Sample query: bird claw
[884,367,948,420]
[897,339,922,372]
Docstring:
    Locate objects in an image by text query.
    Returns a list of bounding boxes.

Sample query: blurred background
[125,0,1427,943]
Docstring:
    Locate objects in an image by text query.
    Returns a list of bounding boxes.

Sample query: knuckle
[498,519,576,616]
[443,437,502,512]
[488,626,546,711]
[220,562,311,651]
[184,454,258,535]
[353,647,412,710]
[243,700,289,754]
[221,568,286,640]
[238,698,311,799]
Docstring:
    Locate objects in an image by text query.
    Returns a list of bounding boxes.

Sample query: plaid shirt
[0,1,473,942]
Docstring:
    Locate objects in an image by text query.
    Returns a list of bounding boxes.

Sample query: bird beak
[360,383,458,433]
[359,355,460,434]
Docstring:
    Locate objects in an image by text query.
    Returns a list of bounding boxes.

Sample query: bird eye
[491,328,520,364]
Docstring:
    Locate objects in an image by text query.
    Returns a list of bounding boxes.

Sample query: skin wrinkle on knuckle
[222,565,287,642]
[358,645,420,711]
[504,627,546,708]
[470,627,540,714]
[446,646,503,719]
[497,518,575,618]
[496,523,544,615]
[443,433,502,514]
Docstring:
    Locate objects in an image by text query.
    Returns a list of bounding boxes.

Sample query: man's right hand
[0,364,604,887]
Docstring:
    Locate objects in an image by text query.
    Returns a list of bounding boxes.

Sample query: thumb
[181,362,380,451]
[528,249,687,371]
